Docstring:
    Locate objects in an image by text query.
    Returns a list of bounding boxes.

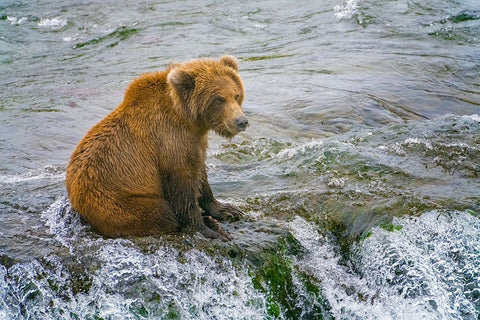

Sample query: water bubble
[334,0,361,20]
[37,17,68,30]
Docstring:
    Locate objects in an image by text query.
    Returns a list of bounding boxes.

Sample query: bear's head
[167,56,248,138]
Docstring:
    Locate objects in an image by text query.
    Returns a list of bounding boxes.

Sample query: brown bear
[65,56,248,241]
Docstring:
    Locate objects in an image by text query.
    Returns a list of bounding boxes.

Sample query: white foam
[41,196,88,253]
[253,23,267,30]
[285,212,480,319]
[0,166,64,184]
[353,210,480,319]
[327,176,345,188]
[403,138,433,149]
[463,114,480,123]
[0,266,14,319]
[73,241,267,319]
[286,217,389,319]
[38,197,267,318]
[277,139,323,159]
[37,17,67,29]
[62,35,79,42]
[334,0,361,20]
[6,16,28,25]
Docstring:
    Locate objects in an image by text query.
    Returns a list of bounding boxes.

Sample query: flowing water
[1,0,479,319]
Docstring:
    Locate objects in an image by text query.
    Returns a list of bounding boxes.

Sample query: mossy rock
[217,222,332,319]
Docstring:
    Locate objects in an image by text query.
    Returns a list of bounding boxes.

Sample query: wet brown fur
[65,56,246,240]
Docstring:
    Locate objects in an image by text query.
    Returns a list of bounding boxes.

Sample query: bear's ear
[167,68,195,102]
[219,55,238,70]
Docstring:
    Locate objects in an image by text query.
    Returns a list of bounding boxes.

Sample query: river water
[1,0,479,319]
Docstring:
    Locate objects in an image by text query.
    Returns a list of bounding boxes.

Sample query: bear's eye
[235,94,242,103]
[214,97,226,105]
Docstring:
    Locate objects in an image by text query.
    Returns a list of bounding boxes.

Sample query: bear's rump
[77,193,178,237]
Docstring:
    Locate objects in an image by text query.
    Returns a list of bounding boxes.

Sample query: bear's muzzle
[234,116,249,132]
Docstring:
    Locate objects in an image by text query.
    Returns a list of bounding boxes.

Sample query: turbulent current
[1,0,479,319]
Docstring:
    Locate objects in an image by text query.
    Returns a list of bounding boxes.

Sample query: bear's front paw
[205,202,243,222]
[201,216,232,241]
[220,203,244,222]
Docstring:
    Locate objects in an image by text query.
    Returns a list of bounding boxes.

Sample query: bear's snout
[234,116,249,131]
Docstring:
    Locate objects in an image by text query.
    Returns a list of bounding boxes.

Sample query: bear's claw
[219,203,244,222]
[204,202,243,222]
[201,216,232,241]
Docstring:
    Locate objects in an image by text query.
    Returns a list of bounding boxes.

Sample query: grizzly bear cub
[65,56,248,241]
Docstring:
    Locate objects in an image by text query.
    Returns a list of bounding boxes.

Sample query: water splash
[41,196,87,252]
[351,210,480,319]
[0,166,64,185]
[334,0,361,20]
[33,198,270,319]
[4,16,28,25]
[37,17,67,30]
[283,210,480,320]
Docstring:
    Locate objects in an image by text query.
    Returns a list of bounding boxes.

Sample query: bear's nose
[234,116,249,131]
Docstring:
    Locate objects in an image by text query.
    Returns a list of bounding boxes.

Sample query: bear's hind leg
[95,196,179,237]
[128,196,180,236]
